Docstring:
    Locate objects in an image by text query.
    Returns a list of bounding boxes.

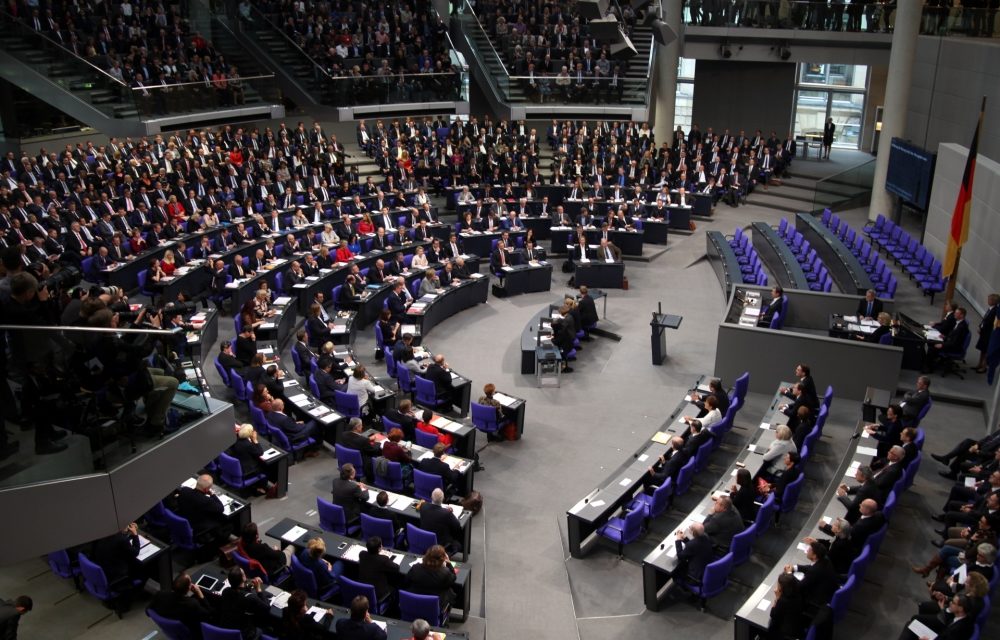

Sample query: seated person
[267,399,320,453]
[239,522,288,577]
[297,537,344,594]
[358,536,402,604]
[314,355,348,403]
[418,442,458,496]
[405,544,457,611]
[281,589,333,638]
[335,595,387,640]
[148,572,213,635]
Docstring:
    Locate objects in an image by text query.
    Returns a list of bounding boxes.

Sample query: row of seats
[814,210,898,298]
[774,219,835,294]
[863,213,947,302]
[727,229,770,288]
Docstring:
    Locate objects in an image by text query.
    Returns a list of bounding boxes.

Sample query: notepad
[965,477,976,488]
[492,392,517,407]
[590,499,606,508]
[757,598,772,611]
[760,423,771,430]
[796,542,810,553]
[857,446,878,456]
[307,606,327,623]
[137,542,160,561]
[281,525,308,542]
[638,454,649,462]
[261,448,281,461]
[907,619,937,640]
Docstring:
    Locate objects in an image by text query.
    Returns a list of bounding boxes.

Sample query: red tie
[76,232,86,250]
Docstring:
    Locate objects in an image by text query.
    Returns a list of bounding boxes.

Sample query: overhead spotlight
[778,42,791,60]
[720,43,732,59]
[643,13,678,46]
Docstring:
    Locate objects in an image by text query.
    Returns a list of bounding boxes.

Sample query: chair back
[382,416,402,433]
[822,385,834,410]
[415,376,441,407]
[384,349,397,378]
[201,622,243,640]
[231,548,267,582]
[866,523,889,556]
[693,553,733,601]
[249,404,270,437]
[675,457,696,496]
[413,468,444,501]
[146,608,193,640]
[830,575,857,623]
[334,390,362,418]
[163,508,196,550]
[337,575,379,610]
[372,458,405,492]
[334,444,365,479]
[622,507,645,543]
[398,589,444,626]
[471,402,501,434]
[729,523,756,566]
[647,479,673,519]
[915,397,932,426]
[308,374,321,397]
[229,368,248,402]
[374,322,385,350]
[779,473,806,514]
[733,372,750,403]
[414,428,440,449]
[214,358,231,386]
[289,554,322,599]
[397,364,415,393]
[78,552,113,601]
[882,490,898,520]
[694,438,714,472]
[218,452,245,488]
[290,347,304,376]
[754,494,777,537]
[361,513,399,549]
[47,549,77,580]
[316,497,348,535]
[406,523,439,555]
[768,312,782,330]
[847,544,872,584]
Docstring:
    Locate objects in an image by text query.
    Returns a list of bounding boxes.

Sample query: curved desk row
[566,375,718,558]
[796,212,872,294]
[549,226,645,256]
[751,222,810,290]
[449,185,711,220]
[406,274,490,338]
[706,230,744,298]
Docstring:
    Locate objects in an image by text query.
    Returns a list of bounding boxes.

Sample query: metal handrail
[324,71,461,80]
[1,8,128,87]
[234,2,334,81]
[0,324,174,335]
[127,73,277,92]
[462,0,511,80]
[815,157,876,188]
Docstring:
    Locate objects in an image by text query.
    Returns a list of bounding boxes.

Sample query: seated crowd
[684,0,901,34]
[252,0,460,104]
[9,0,249,113]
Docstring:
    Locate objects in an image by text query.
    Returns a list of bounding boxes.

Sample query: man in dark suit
[849,499,886,554]
[175,474,230,543]
[704,496,745,550]
[645,436,688,490]
[89,522,141,587]
[386,280,409,324]
[148,573,213,636]
[682,421,713,456]
[786,541,839,612]
[420,443,459,496]
[315,356,348,404]
[331,463,369,525]
[856,289,883,319]
[419,488,464,555]
[757,286,784,327]
[898,593,976,640]
[577,285,599,335]
[926,307,970,372]
[337,418,381,459]
[383,399,419,441]
[835,465,881,524]
[358,536,401,603]
[900,375,931,425]
[424,354,453,399]
[670,522,714,586]
[267,398,319,446]
[872,446,905,498]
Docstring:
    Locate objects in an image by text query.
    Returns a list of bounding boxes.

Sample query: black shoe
[36,440,69,455]
[931,453,949,465]
[931,514,946,523]
[931,540,944,549]
[50,429,69,441]
[934,528,947,537]
[939,471,957,480]
[562,367,574,373]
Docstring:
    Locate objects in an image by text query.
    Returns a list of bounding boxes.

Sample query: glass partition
[128,74,282,119]
[322,72,464,106]
[0,325,216,488]
[811,158,876,213]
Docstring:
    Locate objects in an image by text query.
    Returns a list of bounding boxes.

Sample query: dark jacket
[358,550,401,601]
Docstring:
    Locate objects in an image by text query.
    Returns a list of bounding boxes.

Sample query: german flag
[943,97,986,278]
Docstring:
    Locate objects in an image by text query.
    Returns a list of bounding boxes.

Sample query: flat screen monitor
[885,138,936,211]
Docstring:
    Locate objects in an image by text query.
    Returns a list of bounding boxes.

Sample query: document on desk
[690,512,707,523]
[281,525,309,542]
[287,393,309,405]
[307,606,327,623]
[392,495,415,510]
[579,257,590,263]
[856,446,878,456]
[748,444,757,453]
[492,391,518,407]
[308,406,330,418]
[274,296,292,306]
[756,598,772,611]
[181,477,197,489]
[269,589,291,609]
[137,541,160,561]
[760,422,771,430]
[638,454,649,462]
[261,448,282,461]
[318,412,340,424]
[907,619,937,640]
[619,478,632,487]
[341,544,365,563]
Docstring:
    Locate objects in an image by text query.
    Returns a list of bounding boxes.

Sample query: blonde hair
[307,537,326,558]
[237,424,255,439]
[775,425,793,441]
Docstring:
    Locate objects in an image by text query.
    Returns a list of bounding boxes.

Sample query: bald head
[859,499,878,516]
[689,522,705,537]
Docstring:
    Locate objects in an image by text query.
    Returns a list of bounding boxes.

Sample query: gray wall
[924,142,1000,317]
[906,37,1000,164]
[692,61,796,136]
[714,324,902,403]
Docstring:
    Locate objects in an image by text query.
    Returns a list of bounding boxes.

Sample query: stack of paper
[281,525,309,542]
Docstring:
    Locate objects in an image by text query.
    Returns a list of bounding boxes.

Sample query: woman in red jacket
[335,239,354,262]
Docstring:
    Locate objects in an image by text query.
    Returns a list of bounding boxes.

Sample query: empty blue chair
[229,368,248,402]
[413,469,444,501]
[733,372,750,404]
[372,458,405,492]
[471,401,505,439]
[290,347,305,377]
[201,622,244,640]
[163,508,198,551]
[47,549,81,590]
[335,444,366,481]
[214,357,232,387]
[684,552,734,612]
[415,376,450,411]
[629,478,673,523]
[406,523,439,555]
[596,507,645,557]
[384,349,398,380]
[829,575,857,623]
[317,497,360,537]
[146,608,193,640]
[334,390,362,419]
[674,457,697,497]
[776,473,805,523]
[396,364,416,395]
[729,523,757,566]
[218,452,268,492]
[338,575,390,614]
[361,513,404,550]
[398,589,447,626]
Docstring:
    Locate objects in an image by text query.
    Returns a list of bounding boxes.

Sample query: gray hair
[431,488,445,505]
[410,619,431,639]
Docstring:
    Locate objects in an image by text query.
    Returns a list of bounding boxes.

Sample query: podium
[650,313,683,365]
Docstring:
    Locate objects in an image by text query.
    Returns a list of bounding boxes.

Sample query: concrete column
[653,0,683,143]
[868,0,922,221]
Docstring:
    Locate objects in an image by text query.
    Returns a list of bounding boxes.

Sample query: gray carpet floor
[2,125,997,640]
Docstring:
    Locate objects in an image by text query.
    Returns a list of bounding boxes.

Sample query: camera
[40,265,82,296]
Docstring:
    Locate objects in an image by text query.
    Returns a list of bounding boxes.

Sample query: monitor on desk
[895,311,925,337]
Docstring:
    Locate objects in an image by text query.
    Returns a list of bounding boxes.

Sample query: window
[793,63,868,148]
[674,58,696,130]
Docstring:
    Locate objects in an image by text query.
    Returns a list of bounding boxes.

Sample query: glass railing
[457,6,512,102]
[683,0,998,36]
[0,11,132,120]
[811,158,876,213]
[0,324,216,488]
[322,71,465,106]
[128,74,282,119]
[228,0,332,83]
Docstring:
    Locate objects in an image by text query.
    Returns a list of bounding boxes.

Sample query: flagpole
[941,95,987,317]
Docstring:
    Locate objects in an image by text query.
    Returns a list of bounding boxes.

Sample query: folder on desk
[651,431,670,444]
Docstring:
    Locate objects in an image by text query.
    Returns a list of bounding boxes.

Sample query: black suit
[358,550,401,601]
[673,534,714,581]
[330,477,368,523]
[148,590,213,635]
[796,557,839,610]
[419,503,464,554]
[578,294,599,327]
[849,512,886,554]
[420,457,458,494]
[337,430,381,458]
[647,449,688,488]
[423,363,452,397]
[89,532,140,584]
[175,486,227,538]
[856,297,884,318]
[838,479,881,524]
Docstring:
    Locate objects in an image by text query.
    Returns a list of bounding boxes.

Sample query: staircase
[250,25,327,104]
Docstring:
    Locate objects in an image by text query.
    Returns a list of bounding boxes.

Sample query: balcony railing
[128,74,282,119]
